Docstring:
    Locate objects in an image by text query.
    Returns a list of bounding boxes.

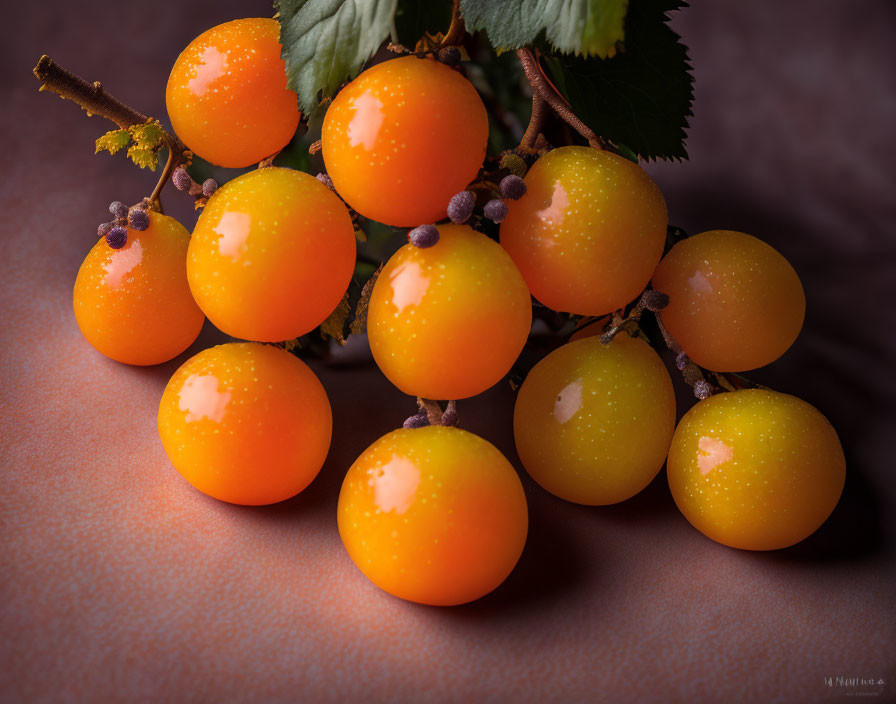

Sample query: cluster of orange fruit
[72,18,844,606]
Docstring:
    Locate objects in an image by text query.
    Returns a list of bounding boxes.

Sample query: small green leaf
[613,143,639,163]
[126,145,159,170]
[129,120,165,150]
[543,0,693,160]
[276,0,398,115]
[95,129,131,155]
[460,0,628,59]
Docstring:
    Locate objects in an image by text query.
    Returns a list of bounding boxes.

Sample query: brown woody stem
[519,94,548,152]
[516,48,607,150]
[33,55,190,209]
[417,398,458,426]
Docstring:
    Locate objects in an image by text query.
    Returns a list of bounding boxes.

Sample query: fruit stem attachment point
[416,398,458,426]
[515,48,608,151]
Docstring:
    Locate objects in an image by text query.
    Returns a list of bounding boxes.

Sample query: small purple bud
[316,172,334,190]
[106,226,128,249]
[172,166,192,191]
[408,224,440,248]
[437,46,461,66]
[202,179,218,198]
[447,190,475,224]
[128,207,149,231]
[675,351,690,371]
[403,413,430,429]
[693,380,713,400]
[484,198,508,223]
[641,289,670,312]
[499,174,527,200]
[109,201,128,219]
[97,222,113,239]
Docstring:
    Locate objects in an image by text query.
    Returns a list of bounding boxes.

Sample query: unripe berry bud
[106,226,128,249]
[316,172,334,190]
[499,174,527,200]
[403,413,430,429]
[641,289,669,312]
[172,166,192,191]
[484,199,508,223]
[127,207,149,231]
[437,46,461,66]
[675,351,690,371]
[693,380,714,400]
[499,153,527,177]
[97,222,113,239]
[447,190,475,224]
[408,224,439,248]
[109,201,128,219]
[202,179,218,198]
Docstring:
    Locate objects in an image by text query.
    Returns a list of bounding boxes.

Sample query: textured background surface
[2,2,895,702]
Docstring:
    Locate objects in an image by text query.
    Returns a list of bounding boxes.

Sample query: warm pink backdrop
[2,1,894,702]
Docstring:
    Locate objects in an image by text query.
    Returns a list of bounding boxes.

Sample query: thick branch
[516,48,606,150]
[33,55,190,207]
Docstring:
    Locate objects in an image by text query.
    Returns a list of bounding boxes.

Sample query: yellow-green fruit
[513,334,676,505]
[500,146,668,316]
[667,389,845,550]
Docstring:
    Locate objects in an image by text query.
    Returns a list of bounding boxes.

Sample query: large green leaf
[544,0,693,160]
[460,0,629,58]
[276,0,397,115]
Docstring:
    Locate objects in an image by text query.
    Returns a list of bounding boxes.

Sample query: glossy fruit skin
[188,167,356,342]
[367,224,531,400]
[166,18,300,168]
[652,230,806,372]
[337,426,528,606]
[514,334,676,505]
[73,212,204,366]
[158,343,332,505]
[667,389,844,551]
[322,56,488,226]
[500,146,668,316]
